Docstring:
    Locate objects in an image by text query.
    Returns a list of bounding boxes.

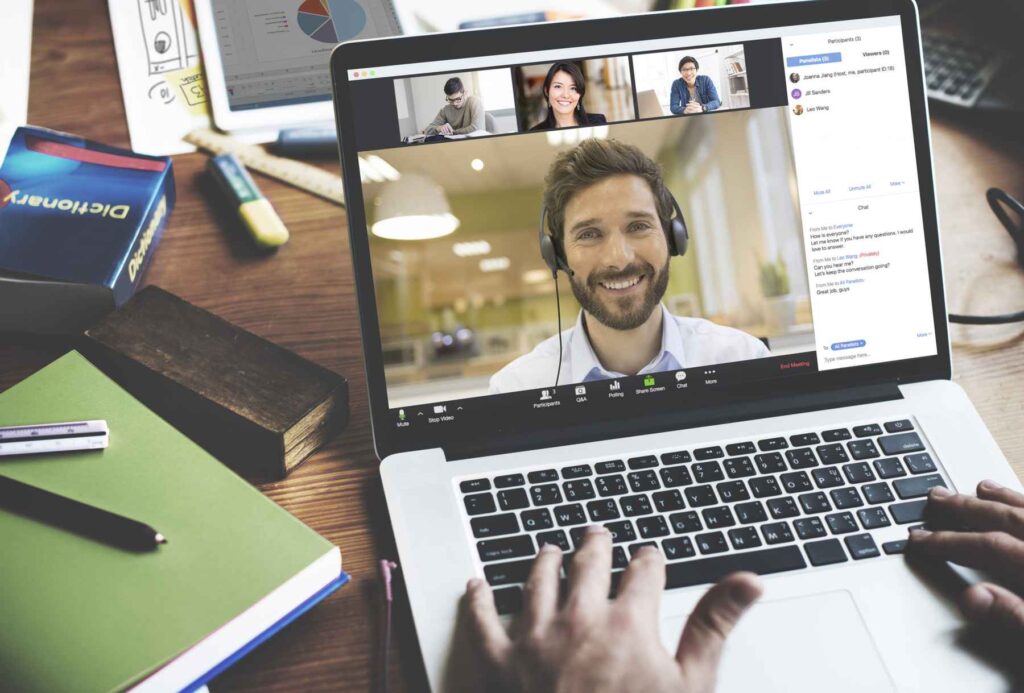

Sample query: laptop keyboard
[456,418,945,615]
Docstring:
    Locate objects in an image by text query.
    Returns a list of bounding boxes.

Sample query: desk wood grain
[2,2,1023,692]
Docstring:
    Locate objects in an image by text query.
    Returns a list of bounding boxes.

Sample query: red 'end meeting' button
[780,360,813,370]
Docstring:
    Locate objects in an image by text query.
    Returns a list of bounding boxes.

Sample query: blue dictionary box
[0,126,175,333]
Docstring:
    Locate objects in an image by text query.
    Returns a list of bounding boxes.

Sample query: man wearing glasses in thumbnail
[423,77,485,136]
[489,138,769,394]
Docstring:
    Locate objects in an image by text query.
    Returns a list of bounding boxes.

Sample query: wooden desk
[3,2,1023,691]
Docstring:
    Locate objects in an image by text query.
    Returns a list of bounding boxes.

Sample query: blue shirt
[670,75,721,114]
[488,305,770,394]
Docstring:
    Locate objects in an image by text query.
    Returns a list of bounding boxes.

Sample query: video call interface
[344,16,938,431]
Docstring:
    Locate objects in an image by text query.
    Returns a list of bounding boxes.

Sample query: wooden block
[81,286,348,480]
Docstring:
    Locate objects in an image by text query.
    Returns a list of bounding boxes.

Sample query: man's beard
[570,257,670,331]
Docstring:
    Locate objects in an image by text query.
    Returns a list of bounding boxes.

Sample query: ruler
[184,128,345,207]
[0,420,109,457]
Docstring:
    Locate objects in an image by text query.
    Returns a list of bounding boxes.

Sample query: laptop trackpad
[661,590,894,693]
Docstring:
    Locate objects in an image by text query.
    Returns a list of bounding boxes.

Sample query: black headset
[538,192,690,277]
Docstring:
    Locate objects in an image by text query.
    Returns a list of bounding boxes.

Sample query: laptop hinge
[445,383,903,462]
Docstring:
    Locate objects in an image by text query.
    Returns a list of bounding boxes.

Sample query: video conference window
[632,44,749,118]
[394,69,519,143]
[512,58,636,131]
[361,106,814,408]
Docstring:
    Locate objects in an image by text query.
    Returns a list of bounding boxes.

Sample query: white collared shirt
[488,304,771,394]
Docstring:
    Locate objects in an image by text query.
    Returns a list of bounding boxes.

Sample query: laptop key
[604,521,637,544]
[857,507,891,529]
[794,516,827,539]
[702,506,736,529]
[830,488,864,509]
[728,526,762,550]
[596,460,626,474]
[789,433,821,447]
[767,497,799,519]
[493,586,524,615]
[696,531,729,554]
[494,474,525,488]
[628,470,661,492]
[664,546,807,588]
[694,446,725,460]
[587,499,620,521]
[724,457,756,478]
[660,466,693,488]
[653,489,686,512]
[786,448,818,469]
[620,494,654,517]
[826,512,858,535]
[536,530,570,551]
[813,467,844,489]
[499,488,530,511]
[882,539,907,555]
[716,480,750,503]
[668,511,702,534]
[889,499,927,524]
[845,533,880,559]
[596,475,629,497]
[874,457,907,479]
[726,442,757,456]
[822,428,852,442]
[685,484,718,507]
[530,484,563,506]
[484,559,533,587]
[862,482,895,504]
[472,513,520,538]
[612,546,629,569]
[842,462,876,484]
[528,469,559,484]
[563,479,596,501]
[847,440,880,460]
[758,437,789,451]
[805,538,848,566]
[878,432,925,456]
[663,536,696,560]
[637,516,670,539]
[661,450,692,465]
[816,444,850,465]
[521,508,554,531]
[554,503,587,526]
[561,464,593,479]
[853,424,883,437]
[735,501,768,524]
[478,535,535,562]
[465,492,497,516]
[884,419,914,433]
[799,492,832,514]
[629,542,659,557]
[761,521,794,544]
[628,455,659,469]
[461,478,491,493]
[749,476,783,498]
[693,462,725,483]
[905,453,937,474]
[893,474,946,500]
[780,471,813,493]
[754,452,787,474]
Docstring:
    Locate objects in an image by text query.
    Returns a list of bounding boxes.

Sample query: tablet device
[195,0,402,142]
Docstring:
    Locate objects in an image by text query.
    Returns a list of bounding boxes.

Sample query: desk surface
[3,2,1024,691]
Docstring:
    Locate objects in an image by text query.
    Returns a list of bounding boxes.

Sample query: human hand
[464,525,763,693]
[683,100,702,114]
[439,123,454,135]
[907,480,1024,631]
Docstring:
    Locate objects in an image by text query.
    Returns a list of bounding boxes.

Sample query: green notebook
[0,351,343,692]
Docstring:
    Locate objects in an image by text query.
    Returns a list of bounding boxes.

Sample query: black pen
[0,473,166,551]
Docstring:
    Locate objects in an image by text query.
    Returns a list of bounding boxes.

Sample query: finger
[977,480,1024,509]
[565,525,613,609]
[465,578,513,667]
[522,543,563,631]
[677,572,762,687]
[615,545,666,620]
[907,529,1024,584]
[925,487,1024,539]
[960,581,1024,632]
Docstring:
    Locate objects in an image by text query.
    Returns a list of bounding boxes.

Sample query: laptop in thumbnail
[330,1,1020,690]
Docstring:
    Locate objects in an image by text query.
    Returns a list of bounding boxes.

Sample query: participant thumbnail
[512,57,635,131]
[394,69,518,143]
[632,44,749,118]
[359,109,812,407]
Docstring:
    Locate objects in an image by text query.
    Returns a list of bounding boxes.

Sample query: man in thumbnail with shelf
[422,77,485,136]
[489,138,768,394]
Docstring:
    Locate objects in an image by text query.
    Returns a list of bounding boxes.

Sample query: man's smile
[598,274,644,293]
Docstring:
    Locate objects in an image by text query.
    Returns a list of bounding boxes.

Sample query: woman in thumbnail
[670,56,721,115]
[529,62,607,131]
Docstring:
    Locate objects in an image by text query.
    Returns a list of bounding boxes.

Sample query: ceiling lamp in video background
[371,173,460,241]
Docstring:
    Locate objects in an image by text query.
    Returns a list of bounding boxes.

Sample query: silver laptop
[330,1,1021,690]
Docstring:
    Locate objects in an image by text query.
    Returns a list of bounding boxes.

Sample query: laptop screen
[336,7,944,457]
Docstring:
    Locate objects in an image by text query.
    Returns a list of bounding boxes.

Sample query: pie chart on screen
[297,0,366,44]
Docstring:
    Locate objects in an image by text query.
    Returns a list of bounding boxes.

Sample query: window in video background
[512,57,636,132]
[361,110,812,408]
[393,68,519,142]
[632,44,749,118]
